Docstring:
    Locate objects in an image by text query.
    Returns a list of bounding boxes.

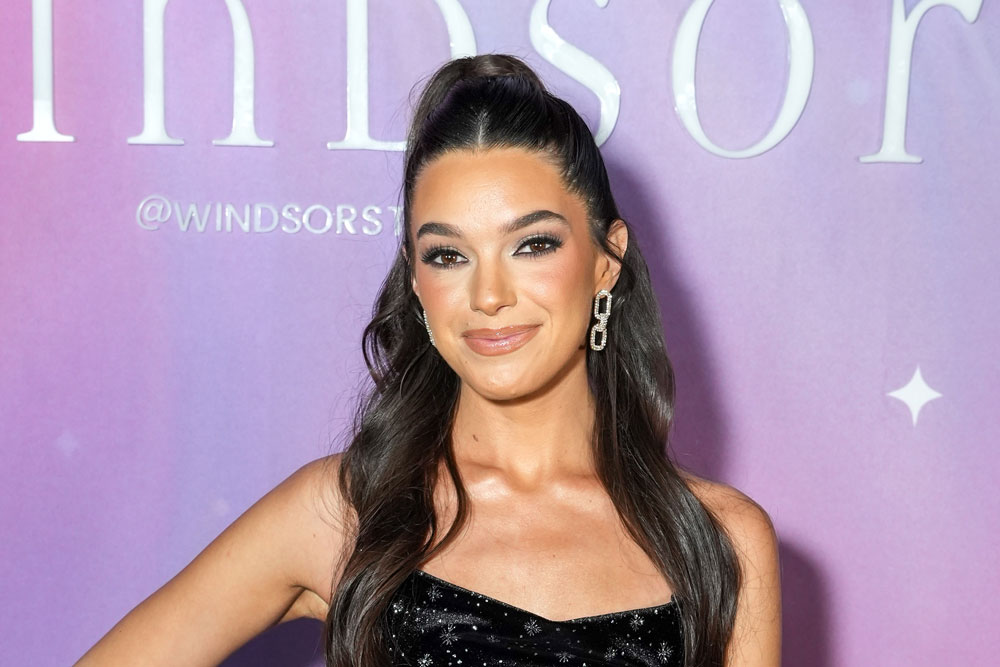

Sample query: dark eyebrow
[415,209,569,241]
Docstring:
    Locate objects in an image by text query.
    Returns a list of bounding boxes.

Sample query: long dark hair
[322,54,741,667]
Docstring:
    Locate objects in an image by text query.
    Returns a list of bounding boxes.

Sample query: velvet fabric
[384,569,684,666]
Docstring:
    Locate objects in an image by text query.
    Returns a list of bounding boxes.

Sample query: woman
[77,54,780,667]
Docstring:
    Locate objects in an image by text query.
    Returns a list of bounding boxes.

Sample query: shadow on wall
[220,617,324,667]
[604,158,730,481]
[779,540,832,667]
[607,159,831,666]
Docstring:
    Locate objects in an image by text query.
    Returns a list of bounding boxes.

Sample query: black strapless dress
[384,569,684,666]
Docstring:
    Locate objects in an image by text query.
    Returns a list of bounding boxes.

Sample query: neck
[449,349,597,490]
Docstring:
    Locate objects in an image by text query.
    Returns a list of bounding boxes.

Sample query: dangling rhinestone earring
[589,289,612,351]
[422,309,436,347]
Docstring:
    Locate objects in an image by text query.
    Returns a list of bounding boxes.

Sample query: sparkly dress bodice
[384,569,684,666]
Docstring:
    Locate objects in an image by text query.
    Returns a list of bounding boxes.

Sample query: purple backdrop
[2,1,998,665]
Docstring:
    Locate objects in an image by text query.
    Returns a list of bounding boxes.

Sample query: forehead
[410,147,586,234]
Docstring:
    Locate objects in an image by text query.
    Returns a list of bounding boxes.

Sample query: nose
[469,256,516,316]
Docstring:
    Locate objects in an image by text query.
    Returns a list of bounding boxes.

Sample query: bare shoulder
[679,470,782,666]
[679,470,777,545]
[274,452,355,606]
[75,452,351,666]
[281,451,351,533]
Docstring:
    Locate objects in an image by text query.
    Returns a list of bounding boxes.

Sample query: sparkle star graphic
[887,366,942,426]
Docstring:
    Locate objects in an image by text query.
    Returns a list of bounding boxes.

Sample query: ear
[594,218,628,292]
[404,245,422,301]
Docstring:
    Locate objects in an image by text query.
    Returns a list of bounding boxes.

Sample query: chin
[475,381,527,401]
[465,373,539,402]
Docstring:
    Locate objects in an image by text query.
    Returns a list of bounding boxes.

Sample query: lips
[461,324,541,356]
[463,325,539,339]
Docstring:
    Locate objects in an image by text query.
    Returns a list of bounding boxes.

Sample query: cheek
[416,265,456,307]
[522,252,593,321]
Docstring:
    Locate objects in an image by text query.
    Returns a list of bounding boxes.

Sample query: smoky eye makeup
[419,233,565,270]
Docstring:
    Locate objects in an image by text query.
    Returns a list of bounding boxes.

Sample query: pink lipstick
[461,324,540,356]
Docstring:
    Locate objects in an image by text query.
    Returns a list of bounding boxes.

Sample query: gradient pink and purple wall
[1,1,998,665]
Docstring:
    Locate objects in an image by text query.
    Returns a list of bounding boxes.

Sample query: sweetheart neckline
[410,568,679,624]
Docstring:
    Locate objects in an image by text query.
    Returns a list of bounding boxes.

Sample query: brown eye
[515,235,563,257]
[420,245,467,270]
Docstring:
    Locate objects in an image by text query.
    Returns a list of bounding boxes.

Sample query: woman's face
[409,147,627,401]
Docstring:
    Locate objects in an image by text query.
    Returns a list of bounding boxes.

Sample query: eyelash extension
[420,234,563,270]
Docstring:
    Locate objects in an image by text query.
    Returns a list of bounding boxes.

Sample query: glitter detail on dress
[384,569,684,666]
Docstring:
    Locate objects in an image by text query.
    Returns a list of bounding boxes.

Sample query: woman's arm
[75,454,349,667]
[719,489,782,666]
[685,474,783,667]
